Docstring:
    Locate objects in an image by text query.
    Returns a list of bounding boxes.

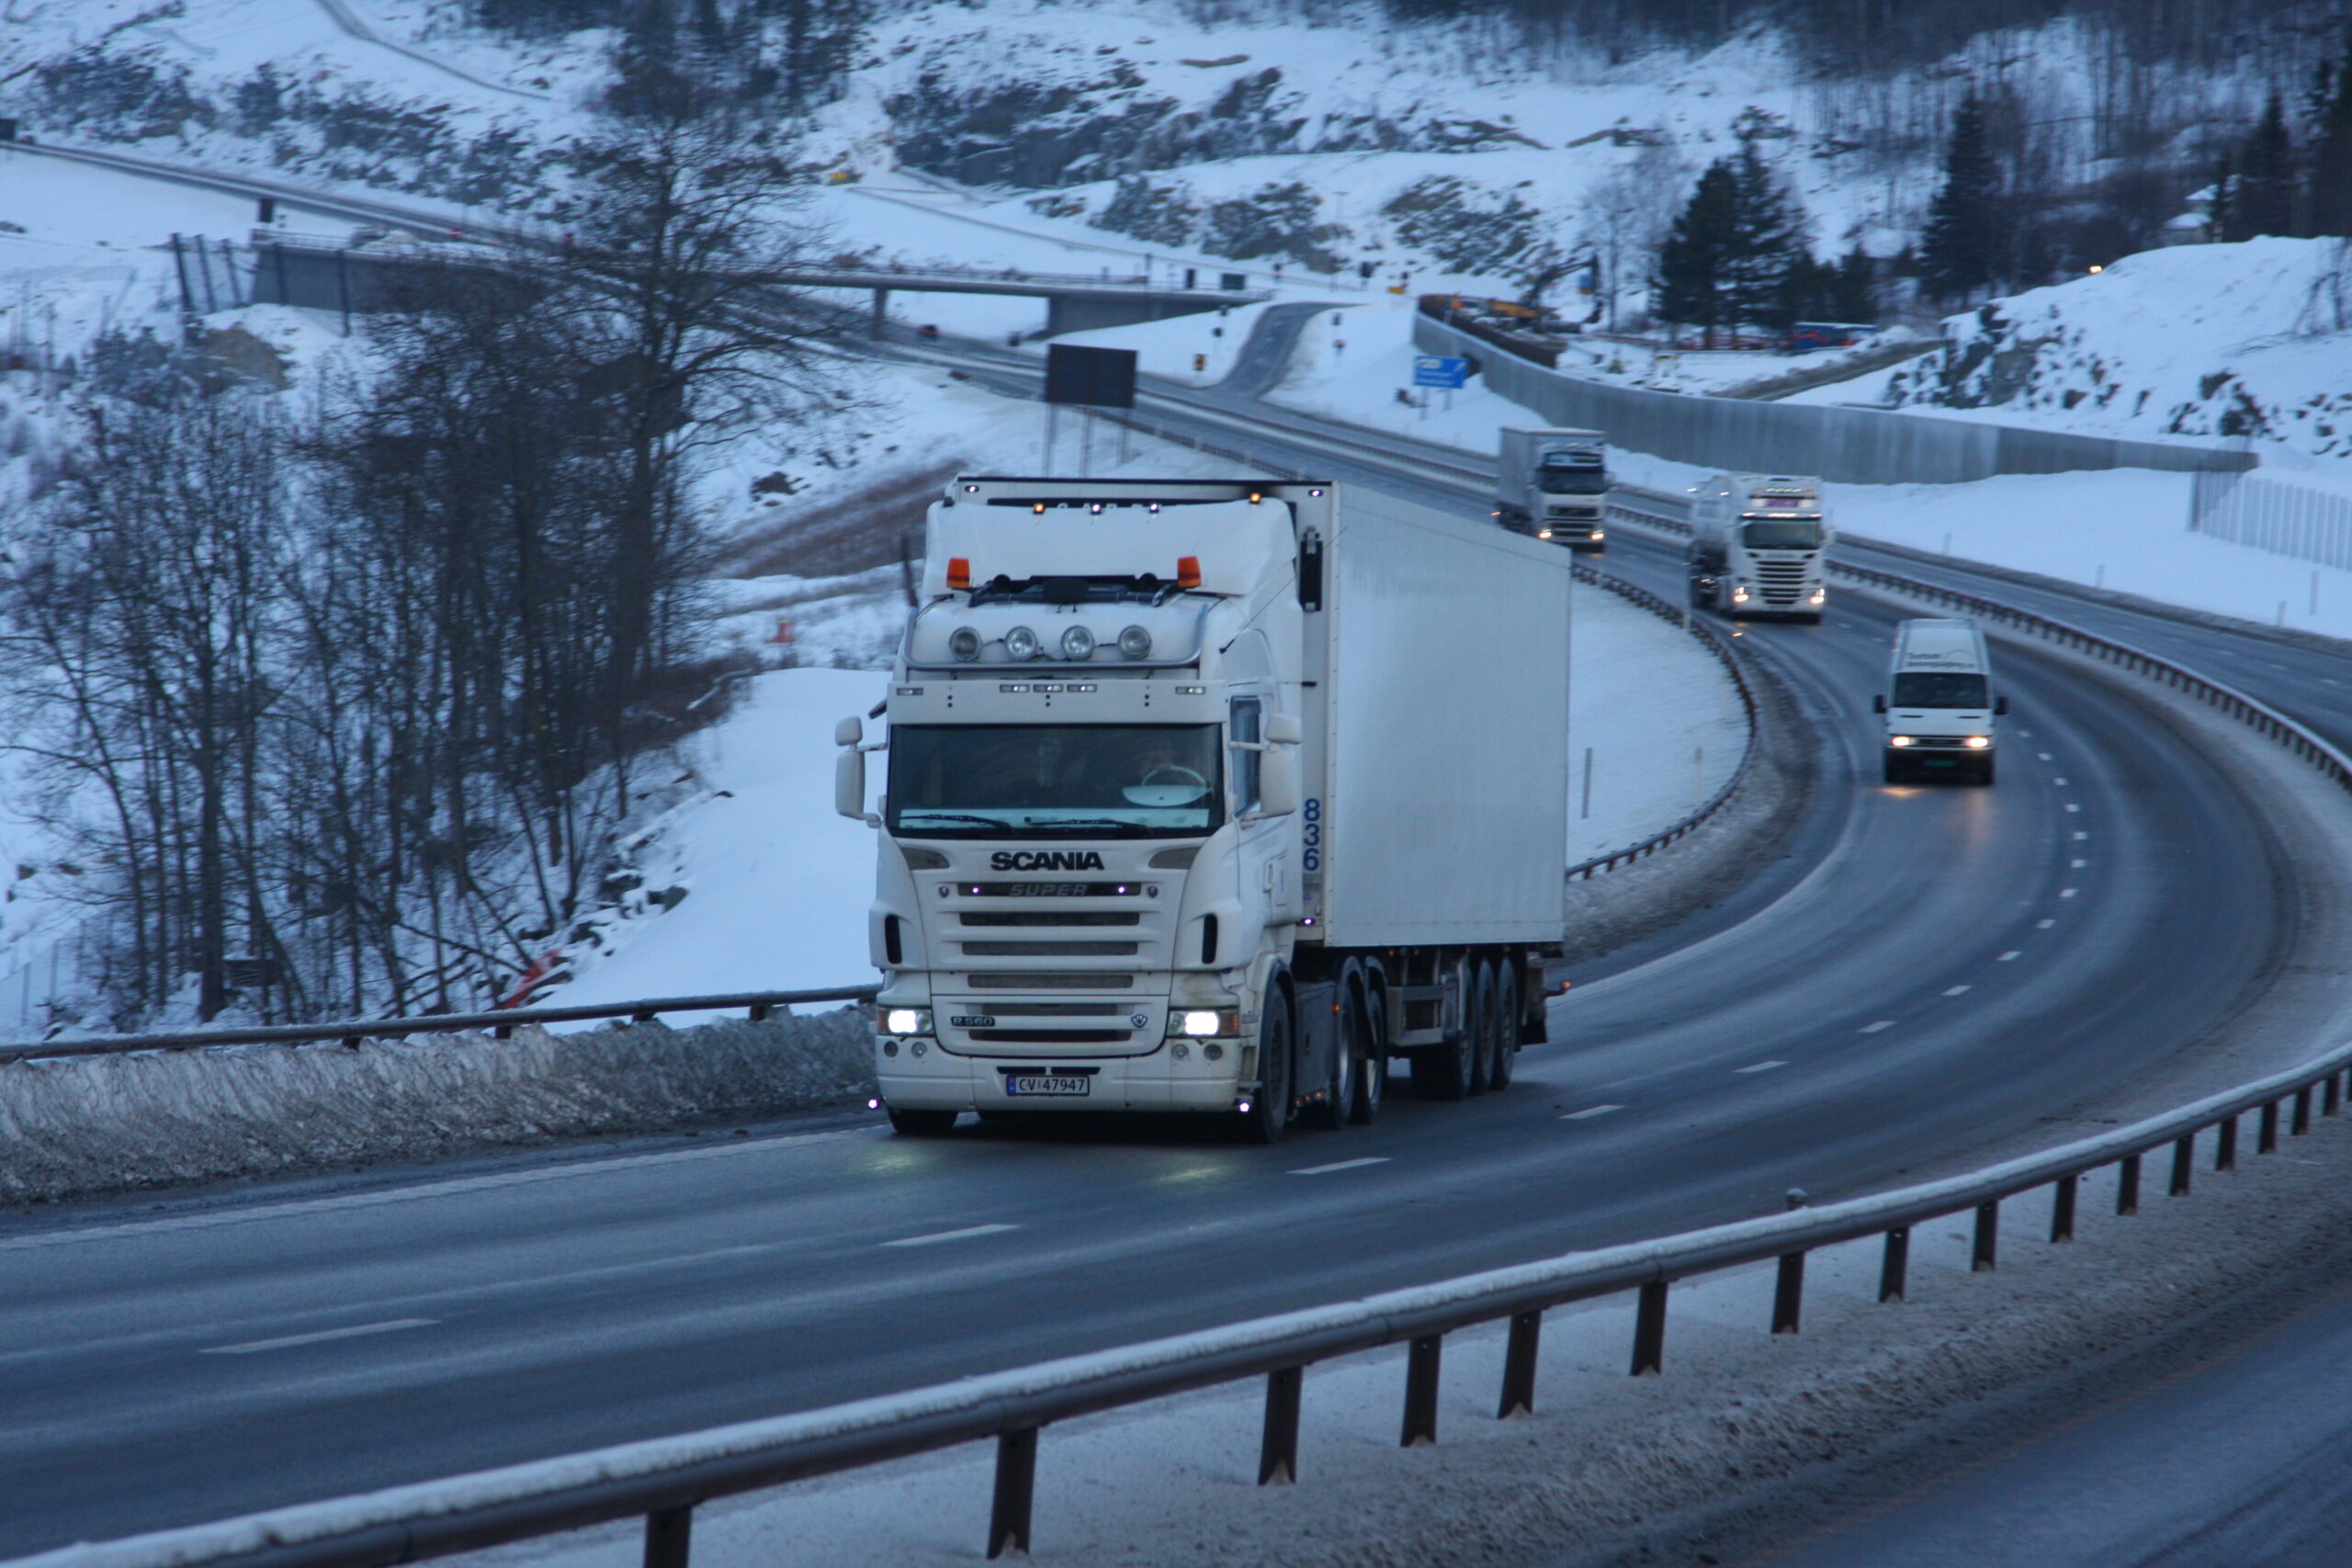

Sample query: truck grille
[959,941,1140,957]
[1755,561,1810,604]
[967,973,1136,989]
[967,1029,1132,1045]
[959,912,1138,927]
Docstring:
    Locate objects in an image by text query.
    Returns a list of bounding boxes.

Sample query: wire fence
[2190,470,2352,574]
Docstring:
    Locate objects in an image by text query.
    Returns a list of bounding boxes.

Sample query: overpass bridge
[186,229,1271,337]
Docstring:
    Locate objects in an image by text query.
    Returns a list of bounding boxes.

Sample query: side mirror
[1266,713,1303,745]
[835,748,868,820]
[1872,694,1887,714]
[835,715,863,747]
[1995,694,2009,716]
[1256,748,1299,818]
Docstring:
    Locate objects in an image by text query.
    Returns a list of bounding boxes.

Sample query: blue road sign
[1412,355,1469,389]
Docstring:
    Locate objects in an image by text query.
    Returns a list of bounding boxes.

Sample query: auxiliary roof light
[948,626,982,661]
[1177,556,1202,590]
[946,556,971,592]
[1004,626,1042,661]
[1118,625,1153,660]
[1060,625,1096,660]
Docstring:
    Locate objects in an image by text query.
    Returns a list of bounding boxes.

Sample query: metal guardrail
[0,986,881,1066]
[29,1032,2352,1568]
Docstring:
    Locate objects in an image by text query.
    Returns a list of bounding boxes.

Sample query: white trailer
[839,477,1572,1143]
[1496,427,1611,550]
[1875,618,2006,784]
[1683,473,1831,622]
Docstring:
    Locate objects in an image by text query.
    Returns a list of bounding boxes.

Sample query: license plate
[1004,1075,1091,1097]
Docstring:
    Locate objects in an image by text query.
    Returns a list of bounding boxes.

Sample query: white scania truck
[838,476,1572,1143]
[1496,427,1611,550]
[1684,474,1830,622]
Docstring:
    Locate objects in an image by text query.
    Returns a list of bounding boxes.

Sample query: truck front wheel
[1351,985,1386,1125]
[1238,996,1295,1145]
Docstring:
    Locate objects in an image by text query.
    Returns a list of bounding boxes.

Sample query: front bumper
[876,1035,1246,1112]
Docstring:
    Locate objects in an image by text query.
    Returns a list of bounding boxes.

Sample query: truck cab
[1497,428,1610,551]
[1685,474,1830,622]
[1876,618,2006,784]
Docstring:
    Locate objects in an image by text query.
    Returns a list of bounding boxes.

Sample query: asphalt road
[0,349,2311,1554]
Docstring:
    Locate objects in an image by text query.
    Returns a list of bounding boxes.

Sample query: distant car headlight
[1004,625,1042,661]
[947,626,982,661]
[1117,625,1153,660]
[1889,735,1914,748]
[1964,735,1992,750]
[1060,625,1096,660]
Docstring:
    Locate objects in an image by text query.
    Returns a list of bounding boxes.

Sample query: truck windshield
[1536,463,1609,494]
[888,725,1224,836]
[1741,520,1824,549]
[1892,672,1989,708]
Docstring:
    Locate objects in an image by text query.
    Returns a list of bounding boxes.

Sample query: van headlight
[1964,735,1992,750]
[1889,736,1914,748]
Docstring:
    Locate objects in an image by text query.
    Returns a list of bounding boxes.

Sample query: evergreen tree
[1654,158,1739,345]
[2226,91,2298,240]
[1828,248,1878,322]
[1725,142,1804,331]
[1919,94,2003,301]
[2310,27,2352,238]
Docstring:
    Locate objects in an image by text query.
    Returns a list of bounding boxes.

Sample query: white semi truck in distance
[1683,474,1831,623]
[1496,427,1611,551]
[838,476,1573,1144]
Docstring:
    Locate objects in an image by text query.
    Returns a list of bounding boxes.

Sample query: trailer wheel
[887,1108,958,1137]
[1351,986,1386,1125]
[1487,960,1520,1090]
[1414,970,1478,1101]
[1306,977,1359,1132]
[1466,961,1498,1094]
[1238,993,1295,1145]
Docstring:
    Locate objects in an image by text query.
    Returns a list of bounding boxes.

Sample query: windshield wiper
[1022,818,1159,833]
[896,812,1016,831]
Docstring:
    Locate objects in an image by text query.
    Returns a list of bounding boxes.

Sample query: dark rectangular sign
[1045,344,1137,409]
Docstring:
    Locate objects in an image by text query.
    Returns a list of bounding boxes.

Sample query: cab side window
[1230,697,1262,813]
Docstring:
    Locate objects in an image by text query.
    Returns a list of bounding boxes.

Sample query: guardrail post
[493,1024,513,1040]
[632,1009,658,1025]
[1498,1311,1541,1418]
[1402,1335,1442,1446]
[988,1428,1038,1559]
[2260,1100,2280,1154]
[1631,1281,1668,1374]
[2325,1073,2341,1117]
[2217,1114,2239,1172]
[2170,1134,2196,1196]
[1878,1227,1909,1303]
[1259,1366,1303,1484]
[2119,1154,2142,1214]
[2296,1086,2315,1134]
[1972,1201,1999,1272]
[1772,1252,1805,1334]
[2051,1174,2077,1243]
[749,1002,773,1022]
[644,1506,692,1568]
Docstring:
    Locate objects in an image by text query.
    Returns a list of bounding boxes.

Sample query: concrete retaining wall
[1416,314,2255,485]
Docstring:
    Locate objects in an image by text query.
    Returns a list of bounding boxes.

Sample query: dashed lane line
[1943,985,1972,996]
[1736,1060,1788,1075]
[2061,887,2079,897]
[1560,1105,1623,1122]
[1859,1021,1894,1034]
[883,1224,1019,1248]
[1290,1156,1392,1175]
[2037,919,2057,929]
[203,1319,436,1356]
[1997,952,2021,962]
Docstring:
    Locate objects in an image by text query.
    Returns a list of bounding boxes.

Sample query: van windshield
[888,724,1224,837]
[1893,672,1989,709]
[1741,520,1824,549]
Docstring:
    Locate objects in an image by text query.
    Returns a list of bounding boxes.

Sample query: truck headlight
[1964,735,1991,750]
[1889,735,1914,748]
[1060,625,1095,660]
[1004,626,1041,661]
[1538,528,1553,539]
[880,1006,933,1035]
[1810,589,1826,605]
[1591,529,1605,540]
[1172,1008,1240,1037]
[947,626,981,661]
[1732,585,1750,604]
[1117,625,1153,660]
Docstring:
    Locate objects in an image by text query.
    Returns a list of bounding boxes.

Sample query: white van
[1875,618,2006,784]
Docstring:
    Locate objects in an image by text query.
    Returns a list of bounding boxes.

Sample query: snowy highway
[0,337,2331,1554]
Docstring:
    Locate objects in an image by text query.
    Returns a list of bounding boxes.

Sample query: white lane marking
[1290,1156,1392,1175]
[2061,887,2078,898]
[2039,752,2052,761]
[1561,1105,1623,1121]
[2074,831,2088,840]
[1859,1021,1894,1034]
[2053,777,2069,785]
[1997,952,2021,962]
[1943,985,1972,996]
[203,1318,436,1356]
[883,1223,1019,1248]
[2072,859,2088,868]
[2037,919,2056,929]
[1736,1060,1787,1074]
[2065,804,2082,813]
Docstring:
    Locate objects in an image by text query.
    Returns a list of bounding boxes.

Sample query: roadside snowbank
[1569,579,1744,863]
[0,1010,870,1205]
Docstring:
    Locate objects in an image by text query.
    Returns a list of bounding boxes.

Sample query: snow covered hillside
[1887,238,2352,465]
